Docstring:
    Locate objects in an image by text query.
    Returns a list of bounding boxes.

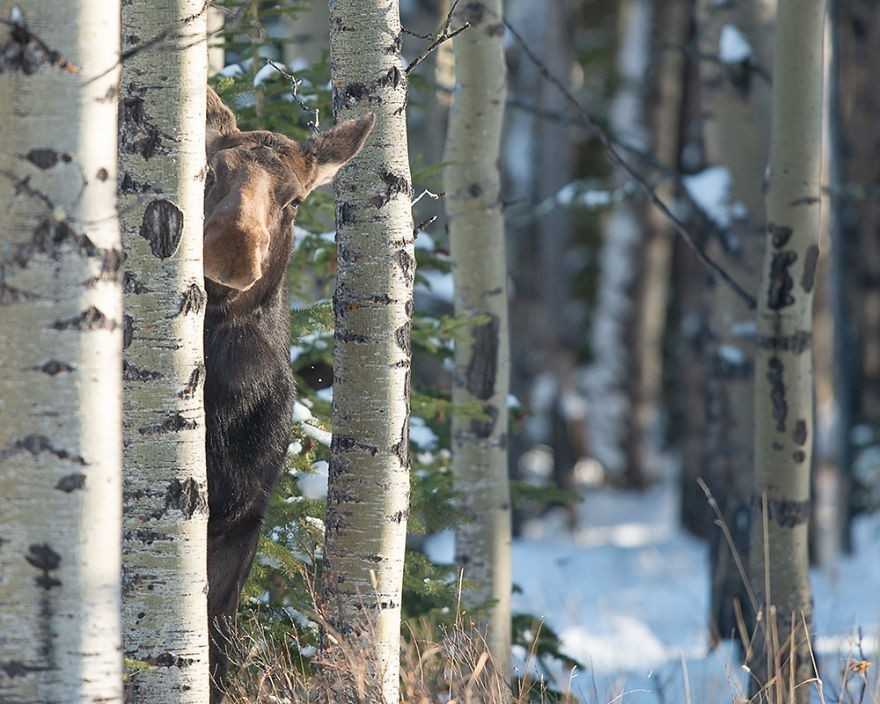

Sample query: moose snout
[203,214,270,291]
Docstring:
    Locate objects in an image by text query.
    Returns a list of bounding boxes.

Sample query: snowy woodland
[2,0,880,703]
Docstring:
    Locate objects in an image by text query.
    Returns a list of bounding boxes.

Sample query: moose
[203,87,374,700]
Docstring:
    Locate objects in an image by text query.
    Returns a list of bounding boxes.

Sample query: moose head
[203,87,374,299]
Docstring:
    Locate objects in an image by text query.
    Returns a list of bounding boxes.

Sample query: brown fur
[202,87,373,702]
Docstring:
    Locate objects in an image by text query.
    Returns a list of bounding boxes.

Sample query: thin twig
[265,59,321,134]
[405,0,471,75]
[501,15,758,310]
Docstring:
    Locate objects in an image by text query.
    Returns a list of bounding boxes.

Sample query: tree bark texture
[623,0,689,488]
[837,0,880,431]
[586,0,654,483]
[321,2,414,701]
[697,0,774,644]
[119,3,211,701]
[750,0,824,698]
[444,0,512,685]
[0,3,123,702]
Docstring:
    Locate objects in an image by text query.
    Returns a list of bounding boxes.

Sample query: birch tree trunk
[624,0,688,488]
[750,0,824,697]
[321,2,414,701]
[697,0,774,643]
[444,0,512,684]
[0,3,123,702]
[118,3,210,701]
[586,0,653,483]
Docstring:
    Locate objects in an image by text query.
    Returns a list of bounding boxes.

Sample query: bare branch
[404,0,471,75]
[501,14,758,310]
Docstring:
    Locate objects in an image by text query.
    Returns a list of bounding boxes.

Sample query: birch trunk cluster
[321,2,414,701]
[697,0,775,643]
[444,0,512,684]
[750,0,825,697]
[0,3,123,701]
[118,2,211,701]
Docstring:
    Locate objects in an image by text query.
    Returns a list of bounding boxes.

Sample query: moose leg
[207,515,263,703]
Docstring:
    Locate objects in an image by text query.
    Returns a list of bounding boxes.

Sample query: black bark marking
[768,223,793,248]
[793,419,808,446]
[332,435,379,456]
[10,219,119,271]
[120,92,163,159]
[754,496,811,527]
[25,544,61,589]
[0,9,77,74]
[790,196,820,207]
[157,478,207,520]
[142,652,195,668]
[801,245,819,293]
[468,182,483,198]
[335,330,369,343]
[793,450,807,463]
[767,250,798,310]
[35,360,74,375]
[396,249,414,284]
[139,199,183,259]
[177,363,204,399]
[51,306,116,332]
[470,404,498,439]
[1,660,43,678]
[123,361,162,382]
[338,201,355,228]
[120,172,160,194]
[767,357,787,432]
[372,169,412,209]
[466,316,499,401]
[96,167,109,181]
[395,323,411,354]
[138,412,197,436]
[392,415,409,468]
[123,271,150,294]
[177,282,206,316]
[55,473,86,492]
[123,314,134,349]
[757,331,811,354]
[24,148,60,169]
[0,434,86,465]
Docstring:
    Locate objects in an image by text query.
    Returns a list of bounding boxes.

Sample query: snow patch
[719,25,753,64]
[683,167,733,228]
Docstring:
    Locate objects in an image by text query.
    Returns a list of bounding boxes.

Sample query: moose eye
[287,197,302,210]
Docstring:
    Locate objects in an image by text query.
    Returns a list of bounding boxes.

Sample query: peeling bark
[0,3,123,702]
[444,0,512,686]
[319,2,414,701]
[119,2,211,702]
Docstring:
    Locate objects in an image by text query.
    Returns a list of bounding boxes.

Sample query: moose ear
[305,113,376,189]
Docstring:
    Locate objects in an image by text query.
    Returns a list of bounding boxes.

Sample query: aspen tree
[0,3,123,701]
[320,2,414,701]
[118,2,210,701]
[751,1,825,697]
[444,0,512,685]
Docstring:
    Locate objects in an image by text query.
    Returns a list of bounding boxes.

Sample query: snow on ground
[425,482,880,702]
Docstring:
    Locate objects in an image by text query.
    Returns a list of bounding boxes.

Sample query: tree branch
[404,0,471,75]
[501,14,758,310]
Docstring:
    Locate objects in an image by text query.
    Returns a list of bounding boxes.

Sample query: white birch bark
[697,0,774,642]
[321,2,414,701]
[119,3,210,701]
[585,0,653,480]
[444,0,512,685]
[0,3,123,701]
[750,0,825,697]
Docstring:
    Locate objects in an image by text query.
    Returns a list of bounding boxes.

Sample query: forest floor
[426,481,880,703]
